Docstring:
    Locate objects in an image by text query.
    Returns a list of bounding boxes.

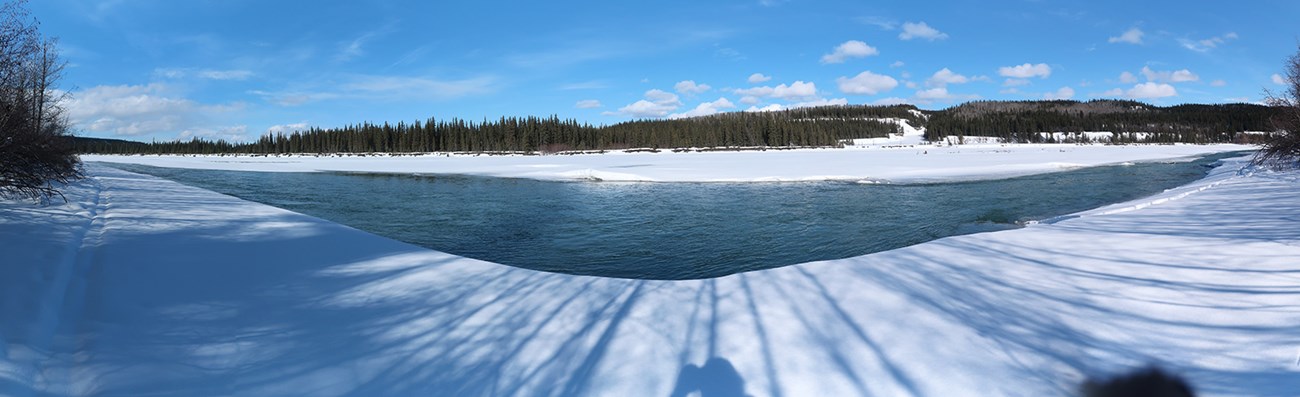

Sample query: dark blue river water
[103,152,1238,279]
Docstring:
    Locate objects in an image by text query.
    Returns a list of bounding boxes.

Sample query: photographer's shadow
[669,357,750,397]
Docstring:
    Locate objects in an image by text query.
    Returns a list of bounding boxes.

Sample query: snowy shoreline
[84,143,1254,183]
[3,155,1299,396]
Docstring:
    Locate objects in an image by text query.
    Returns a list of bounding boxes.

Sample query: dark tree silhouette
[0,0,79,201]
[1254,44,1300,169]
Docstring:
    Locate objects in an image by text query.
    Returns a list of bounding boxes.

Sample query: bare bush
[0,0,80,201]
[1254,44,1300,170]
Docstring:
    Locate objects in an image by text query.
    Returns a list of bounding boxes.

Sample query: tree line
[73,109,906,155]
[71,99,1286,155]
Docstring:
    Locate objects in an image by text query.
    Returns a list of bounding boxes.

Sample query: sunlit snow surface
[2,156,1299,396]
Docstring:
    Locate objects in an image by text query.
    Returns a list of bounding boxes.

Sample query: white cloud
[747,73,772,83]
[645,89,679,104]
[820,40,879,64]
[913,87,978,103]
[616,89,682,118]
[1108,28,1144,44]
[64,83,245,137]
[1139,66,1198,83]
[1124,82,1178,99]
[739,95,761,105]
[669,97,736,119]
[837,71,899,95]
[926,68,969,87]
[1102,88,1124,97]
[872,97,911,105]
[1210,79,1226,87]
[1043,86,1075,100]
[1180,32,1238,52]
[998,63,1051,79]
[1170,69,1199,82]
[674,80,712,94]
[266,122,310,135]
[890,61,905,68]
[741,97,848,113]
[790,97,848,108]
[905,81,918,89]
[575,99,602,109]
[772,81,818,99]
[735,86,774,97]
[1003,78,1031,87]
[1273,74,1287,85]
[898,22,948,41]
[1119,71,1138,84]
[745,104,786,112]
[915,87,951,100]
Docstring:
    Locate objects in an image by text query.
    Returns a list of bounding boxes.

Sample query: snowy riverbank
[84,143,1254,183]
[3,156,1298,396]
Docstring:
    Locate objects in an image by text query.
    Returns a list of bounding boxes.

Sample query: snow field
[0,155,1297,396]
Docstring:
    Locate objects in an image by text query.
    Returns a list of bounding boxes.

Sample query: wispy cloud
[1108,28,1144,45]
[898,22,948,41]
[1179,32,1237,52]
[857,16,898,30]
[559,80,610,90]
[154,68,254,81]
[343,75,497,100]
[251,74,496,107]
[335,24,397,62]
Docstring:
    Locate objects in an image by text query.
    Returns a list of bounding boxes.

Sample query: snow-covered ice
[84,143,1253,183]
[2,155,1298,396]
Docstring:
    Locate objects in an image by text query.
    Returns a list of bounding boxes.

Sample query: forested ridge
[73,100,1277,155]
[926,100,1276,143]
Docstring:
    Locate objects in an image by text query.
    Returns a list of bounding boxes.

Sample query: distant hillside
[926,99,1276,143]
[73,100,1276,155]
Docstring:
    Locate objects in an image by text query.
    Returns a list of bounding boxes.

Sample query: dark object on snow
[1081,367,1195,397]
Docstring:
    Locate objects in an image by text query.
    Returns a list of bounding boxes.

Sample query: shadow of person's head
[669,357,749,397]
[1082,367,1194,397]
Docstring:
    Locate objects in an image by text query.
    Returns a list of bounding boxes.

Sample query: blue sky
[33,0,1300,143]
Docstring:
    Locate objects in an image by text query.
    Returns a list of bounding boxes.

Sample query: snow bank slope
[2,160,1298,396]
[85,143,1251,183]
